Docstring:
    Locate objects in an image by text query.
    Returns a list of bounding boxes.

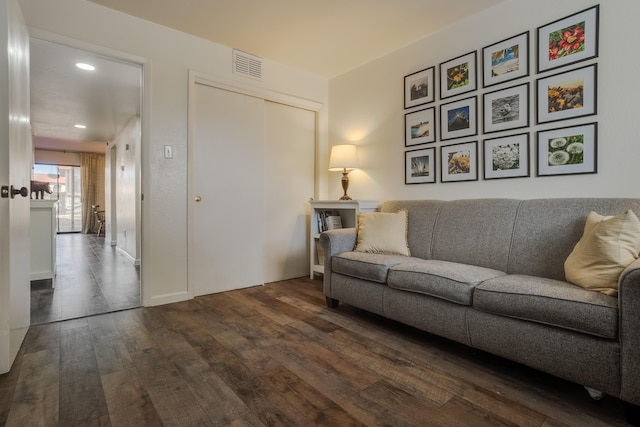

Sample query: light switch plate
[164,145,173,158]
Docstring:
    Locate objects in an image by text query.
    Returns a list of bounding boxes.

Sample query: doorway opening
[29,37,144,324]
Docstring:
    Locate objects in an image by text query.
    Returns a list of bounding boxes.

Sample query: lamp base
[339,170,353,200]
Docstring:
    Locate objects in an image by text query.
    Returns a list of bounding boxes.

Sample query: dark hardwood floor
[2,277,632,426]
[31,233,140,325]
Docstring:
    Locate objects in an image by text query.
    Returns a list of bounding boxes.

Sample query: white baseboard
[144,291,190,307]
[116,246,136,264]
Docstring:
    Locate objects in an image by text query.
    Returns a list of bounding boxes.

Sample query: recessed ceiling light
[75,63,95,71]
[74,124,87,129]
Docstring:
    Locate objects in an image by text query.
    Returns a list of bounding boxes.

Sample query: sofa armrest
[319,228,357,300]
[619,257,640,405]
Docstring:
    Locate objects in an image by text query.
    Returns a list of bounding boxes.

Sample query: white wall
[18,0,329,306]
[34,149,81,166]
[105,117,139,263]
[329,0,640,201]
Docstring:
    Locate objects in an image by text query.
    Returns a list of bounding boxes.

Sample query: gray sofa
[320,198,640,408]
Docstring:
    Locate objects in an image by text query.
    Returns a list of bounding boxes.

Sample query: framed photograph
[440,141,478,183]
[405,107,436,146]
[536,122,597,177]
[440,96,477,141]
[483,83,529,134]
[537,5,599,73]
[440,51,477,99]
[404,67,435,108]
[405,147,436,184]
[483,133,530,180]
[483,31,529,87]
[536,64,596,124]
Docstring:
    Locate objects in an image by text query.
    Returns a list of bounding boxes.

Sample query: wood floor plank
[58,353,110,426]
[130,347,212,426]
[101,367,162,426]
[194,334,306,426]
[4,349,59,427]
[260,365,366,427]
[142,307,265,426]
[2,278,632,426]
[290,319,454,407]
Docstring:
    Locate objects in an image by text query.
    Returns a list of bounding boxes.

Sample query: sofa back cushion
[509,198,640,281]
[381,200,444,259]
[431,199,520,272]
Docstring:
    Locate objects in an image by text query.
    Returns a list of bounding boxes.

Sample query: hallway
[30,233,140,325]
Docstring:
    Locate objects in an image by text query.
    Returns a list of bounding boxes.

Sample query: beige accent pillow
[354,210,410,256]
[564,210,640,296]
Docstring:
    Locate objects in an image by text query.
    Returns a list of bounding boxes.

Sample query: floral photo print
[483,133,529,180]
[440,51,477,99]
[537,5,599,72]
[536,64,597,124]
[537,122,597,176]
[441,141,478,183]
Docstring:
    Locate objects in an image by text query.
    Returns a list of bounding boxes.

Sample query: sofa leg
[626,403,640,426]
[584,386,604,400]
[325,297,339,308]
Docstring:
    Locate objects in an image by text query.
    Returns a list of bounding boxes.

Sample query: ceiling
[89,0,505,79]
[31,0,505,154]
[30,39,142,154]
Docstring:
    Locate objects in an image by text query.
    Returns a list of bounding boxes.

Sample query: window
[33,164,82,233]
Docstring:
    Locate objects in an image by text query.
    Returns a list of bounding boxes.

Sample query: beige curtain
[81,153,106,234]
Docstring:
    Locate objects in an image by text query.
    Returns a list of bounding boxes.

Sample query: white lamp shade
[329,144,359,171]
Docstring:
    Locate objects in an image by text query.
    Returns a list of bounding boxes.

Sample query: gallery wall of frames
[403,5,599,185]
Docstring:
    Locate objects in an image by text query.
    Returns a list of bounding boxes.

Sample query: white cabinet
[309,200,378,279]
[30,200,57,281]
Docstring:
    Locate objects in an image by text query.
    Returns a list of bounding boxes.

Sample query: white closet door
[190,83,265,296]
[264,101,315,283]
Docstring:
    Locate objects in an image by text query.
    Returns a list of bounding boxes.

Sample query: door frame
[29,28,149,303]
[186,71,323,298]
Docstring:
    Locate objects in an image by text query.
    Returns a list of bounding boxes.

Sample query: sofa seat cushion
[474,274,618,339]
[387,260,507,305]
[332,252,419,283]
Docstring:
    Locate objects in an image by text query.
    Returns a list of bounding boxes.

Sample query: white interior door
[0,0,31,373]
[190,83,265,296]
[264,101,315,282]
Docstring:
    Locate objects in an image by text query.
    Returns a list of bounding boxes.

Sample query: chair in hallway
[92,204,105,237]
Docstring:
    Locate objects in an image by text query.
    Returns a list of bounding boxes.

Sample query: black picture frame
[440,96,477,141]
[482,31,529,88]
[537,5,599,73]
[439,51,477,99]
[405,147,436,184]
[405,107,436,146]
[536,64,597,124]
[404,66,435,109]
[536,122,597,176]
[483,133,530,180]
[483,83,529,134]
[440,141,478,183]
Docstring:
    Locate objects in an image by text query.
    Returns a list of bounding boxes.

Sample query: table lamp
[329,144,359,200]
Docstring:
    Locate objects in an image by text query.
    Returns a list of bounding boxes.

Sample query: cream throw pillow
[564,210,640,296]
[354,210,410,256]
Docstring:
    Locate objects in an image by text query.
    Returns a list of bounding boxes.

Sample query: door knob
[194,196,201,202]
[10,186,28,198]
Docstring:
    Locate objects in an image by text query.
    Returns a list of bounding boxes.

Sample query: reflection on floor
[30,233,140,325]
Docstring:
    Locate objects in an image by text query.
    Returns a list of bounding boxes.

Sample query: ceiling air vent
[233,49,263,80]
